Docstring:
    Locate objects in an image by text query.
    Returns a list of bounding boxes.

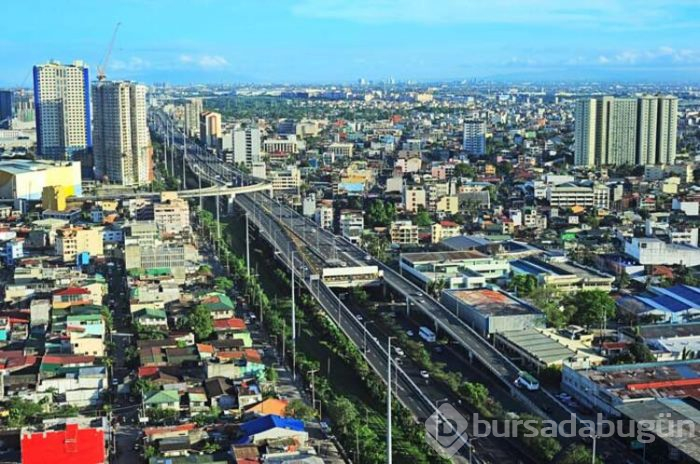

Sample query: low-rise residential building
[314,202,333,230]
[431,221,461,244]
[154,193,190,235]
[339,210,364,244]
[403,185,426,213]
[269,165,301,192]
[389,220,419,246]
[55,226,104,263]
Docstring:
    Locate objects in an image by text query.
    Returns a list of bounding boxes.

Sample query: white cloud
[593,47,700,66]
[291,0,693,28]
[198,55,229,68]
[177,53,229,69]
[109,57,150,72]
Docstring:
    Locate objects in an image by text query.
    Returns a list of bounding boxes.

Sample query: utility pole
[182,115,187,190]
[387,336,394,464]
[197,166,203,209]
[309,369,318,411]
[170,119,175,178]
[245,213,251,278]
[291,250,296,381]
[216,195,221,241]
[164,119,169,164]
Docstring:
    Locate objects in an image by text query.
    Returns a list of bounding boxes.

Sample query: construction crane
[97,22,121,81]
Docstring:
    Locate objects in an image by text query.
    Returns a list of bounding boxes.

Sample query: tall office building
[232,127,261,167]
[574,99,597,166]
[199,111,221,149]
[462,119,486,155]
[13,91,35,124]
[0,90,13,129]
[574,95,678,166]
[607,98,637,165]
[636,96,658,166]
[33,61,91,160]
[183,98,203,138]
[656,96,678,165]
[92,81,152,186]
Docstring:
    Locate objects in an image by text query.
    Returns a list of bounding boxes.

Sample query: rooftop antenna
[97,22,122,81]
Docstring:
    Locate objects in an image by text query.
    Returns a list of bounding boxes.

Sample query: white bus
[419,326,436,343]
[515,371,540,391]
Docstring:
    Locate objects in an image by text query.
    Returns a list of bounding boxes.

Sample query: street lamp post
[308,368,319,410]
[467,437,480,464]
[387,336,396,464]
[435,398,450,445]
[291,250,296,381]
[591,434,598,464]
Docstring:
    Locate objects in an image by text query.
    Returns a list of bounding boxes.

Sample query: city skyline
[2,0,700,85]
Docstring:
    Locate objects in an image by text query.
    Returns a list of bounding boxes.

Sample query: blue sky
[2,0,700,85]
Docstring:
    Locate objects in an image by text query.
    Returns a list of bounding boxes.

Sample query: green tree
[496,161,514,177]
[265,366,279,383]
[560,444,603,464]
[453,163,476,179]
[132,378,157,397]
[458,382,489,411]
[329,397,359,433]
[285,399,316,421]
[529,286,568,328]
[146,408,179,424]
[185,304,214,341]
[364,234,389,262]
[202,442,220,454]
[197,264,213,277]
[144,445,158,459]
[351,287,369,307]
[517,414,562,461]
[566,290,616,329]
[510,274,538,296]
[366,199,396,227]
[415,210,432,227]
[427,278,448,298]
[214,276,234,293]
[7,397,46,428]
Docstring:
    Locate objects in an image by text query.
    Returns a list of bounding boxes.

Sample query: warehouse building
[562,358,700,417]
[440,287,544,337]
[0,159,82,200]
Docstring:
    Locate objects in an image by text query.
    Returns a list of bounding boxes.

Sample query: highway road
[150,110,486,462]
[148,108,642,464]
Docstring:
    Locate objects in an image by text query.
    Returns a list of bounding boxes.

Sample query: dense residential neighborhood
[1,2,700,458]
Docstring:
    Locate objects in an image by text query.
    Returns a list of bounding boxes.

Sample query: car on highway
[419,370,430,379]
[514,371,540,391]
[355,314,364,322]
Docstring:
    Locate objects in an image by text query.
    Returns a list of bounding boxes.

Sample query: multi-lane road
[149,108,640,464]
